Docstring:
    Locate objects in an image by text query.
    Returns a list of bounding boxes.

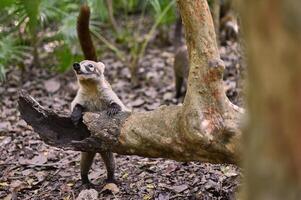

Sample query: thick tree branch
[19,91,239,164]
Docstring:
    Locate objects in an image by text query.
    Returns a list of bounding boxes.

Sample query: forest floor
[0,39,244,199]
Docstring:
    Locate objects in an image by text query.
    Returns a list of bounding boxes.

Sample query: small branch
[91,30,126,62]
[105,0,119,33]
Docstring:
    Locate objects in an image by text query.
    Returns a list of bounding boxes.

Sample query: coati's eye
[88,64,93,68]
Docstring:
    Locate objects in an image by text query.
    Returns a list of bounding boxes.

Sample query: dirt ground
[0,40,244,199]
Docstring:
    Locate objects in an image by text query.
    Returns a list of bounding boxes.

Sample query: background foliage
[0,0,177,81]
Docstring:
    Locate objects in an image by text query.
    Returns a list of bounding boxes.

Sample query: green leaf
[55,44,73,72]
[88,0,108,22]
[0,64,6,81]
[60,12,78,42]
[19,0,41,33]
[0,0,15,9]
[150,0,176,25]
[0,35,31,80]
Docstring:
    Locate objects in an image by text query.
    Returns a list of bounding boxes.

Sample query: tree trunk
[240,0,301,199]
[18,0,243,164]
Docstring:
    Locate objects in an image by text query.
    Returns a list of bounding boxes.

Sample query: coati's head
[73,60,105,82]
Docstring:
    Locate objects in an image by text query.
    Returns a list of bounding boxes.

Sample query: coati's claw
[107,103,121,116]
[71,114,82,126]
[106,108,119,116]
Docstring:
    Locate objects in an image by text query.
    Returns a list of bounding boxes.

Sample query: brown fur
[77,4,97,61]
[174,46,189,98]
[173,17,190,98]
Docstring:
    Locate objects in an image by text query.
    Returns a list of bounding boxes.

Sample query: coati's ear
[97,62,106,74]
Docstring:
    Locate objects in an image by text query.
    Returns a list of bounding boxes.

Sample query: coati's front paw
[107,103,121,116]
[71,112,82,126]
[71,104,84,126]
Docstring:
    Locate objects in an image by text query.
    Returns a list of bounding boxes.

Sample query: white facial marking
[97,62,105,74]
[81,65,88,73]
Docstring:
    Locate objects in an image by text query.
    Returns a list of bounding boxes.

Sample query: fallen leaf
[0,122,11,132]
[143,194,152,200]
[147,184,155,189]
[67,183,74,187]
[35,171,47,182]
[3,194,12,200]
[0,182,9,187]
[165,163,178,174]
[19,153,47,165]
[172,184,188,193]
[89,169,105,180]
[63,195,71,200]
[76,189,98,200]
[44,78,60,93]
[163,92,173,101]
[130,98,145,107]
[0,136,12,146]
[21,169,33,176]
[16,119,28,128]
[221,166,238,177]
[101,183,119,194]
[156,193,170,200]
[10,180,25,192]
[26,178,35,186]
[122,172,129,179]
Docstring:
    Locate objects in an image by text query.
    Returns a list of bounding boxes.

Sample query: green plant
[89,0,176,85]
[150,0,176,25]
[0,0,178,82]
[0,35,31,81]
[0,0,83,77]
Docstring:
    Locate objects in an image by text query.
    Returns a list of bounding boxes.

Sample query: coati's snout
[73,63,82,75]
[73,63,80,71]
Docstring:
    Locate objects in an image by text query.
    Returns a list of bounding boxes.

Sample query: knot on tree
[208,58,225,80]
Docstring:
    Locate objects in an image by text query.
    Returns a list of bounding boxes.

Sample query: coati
[173,2,239,98]
[71,60,129,185]
[73,4,129,186]
[173,17,189,99]
[220,12,238,42]
[220,0,239,42]
[174,45,189,99]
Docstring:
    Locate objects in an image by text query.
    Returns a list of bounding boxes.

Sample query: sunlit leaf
[19,0,41,33]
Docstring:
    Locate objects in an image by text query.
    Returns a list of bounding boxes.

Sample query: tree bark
[240,0,301,199]
[18,0,243,165]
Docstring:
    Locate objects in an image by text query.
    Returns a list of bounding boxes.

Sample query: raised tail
[77,4,97,61]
